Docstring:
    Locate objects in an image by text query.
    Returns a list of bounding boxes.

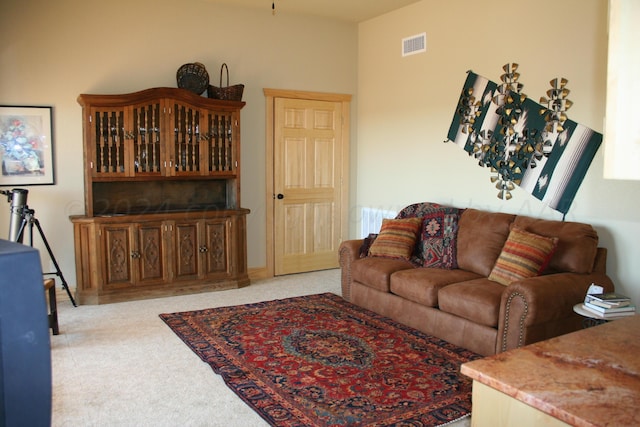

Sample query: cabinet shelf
[91,179,230,216]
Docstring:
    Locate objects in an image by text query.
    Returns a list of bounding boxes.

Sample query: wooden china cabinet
[71,87,249,304]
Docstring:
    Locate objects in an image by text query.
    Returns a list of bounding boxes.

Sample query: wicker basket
[176,62,209,95]
[207,63,244,101]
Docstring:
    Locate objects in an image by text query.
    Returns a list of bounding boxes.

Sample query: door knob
[276,194,284,199]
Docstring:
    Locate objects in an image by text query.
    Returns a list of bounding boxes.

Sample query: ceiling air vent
[402,33,426,57]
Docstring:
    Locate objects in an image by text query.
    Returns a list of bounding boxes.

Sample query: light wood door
[273,97,344,275]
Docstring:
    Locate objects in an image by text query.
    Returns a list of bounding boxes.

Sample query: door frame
[263,88,351,278]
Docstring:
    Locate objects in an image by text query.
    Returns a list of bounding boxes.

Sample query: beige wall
[2,0,639,305]
[0,0,357,285]
[357,0,640,302]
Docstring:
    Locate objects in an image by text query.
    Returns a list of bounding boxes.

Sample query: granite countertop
[461,315,640,427]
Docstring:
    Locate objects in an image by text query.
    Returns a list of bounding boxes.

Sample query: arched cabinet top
[78,87,245,111]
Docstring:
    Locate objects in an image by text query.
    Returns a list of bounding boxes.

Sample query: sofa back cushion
[512,216,599,274]
[456,209,516,276]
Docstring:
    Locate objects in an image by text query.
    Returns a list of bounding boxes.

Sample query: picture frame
[0,105,55,186]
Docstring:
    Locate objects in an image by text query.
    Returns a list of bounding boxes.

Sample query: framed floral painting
[0,106,54,186]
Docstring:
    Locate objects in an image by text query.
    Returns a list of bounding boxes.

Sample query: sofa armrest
[338,239,364,301]
[497,271,615,353]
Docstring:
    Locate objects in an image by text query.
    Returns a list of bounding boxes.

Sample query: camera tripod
[3,189,77,307]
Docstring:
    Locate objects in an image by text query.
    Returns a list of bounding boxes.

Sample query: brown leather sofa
[339,204,614,356]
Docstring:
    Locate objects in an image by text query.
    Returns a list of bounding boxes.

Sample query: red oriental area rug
[160,293,481,426]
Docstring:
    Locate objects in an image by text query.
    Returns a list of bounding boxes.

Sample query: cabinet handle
[199,246,208,253]
[131,251,141,259]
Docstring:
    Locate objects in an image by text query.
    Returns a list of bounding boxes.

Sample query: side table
[573,303,634,328]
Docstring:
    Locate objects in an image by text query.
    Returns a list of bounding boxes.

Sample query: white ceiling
[205,0,421,23]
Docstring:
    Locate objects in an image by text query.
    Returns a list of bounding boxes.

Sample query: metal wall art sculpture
[446,64,601,216]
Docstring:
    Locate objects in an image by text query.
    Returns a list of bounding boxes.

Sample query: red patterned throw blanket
[160,293,480,426]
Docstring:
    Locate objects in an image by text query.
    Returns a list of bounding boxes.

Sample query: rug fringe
[438,413,471,427]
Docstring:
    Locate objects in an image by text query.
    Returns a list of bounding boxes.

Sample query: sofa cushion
[512,216,598,274]
[438,279,505,327]
[488,228,558,286]
[351,257,414,293]
[395,202,463,269]
[369,217,422,260]
[456,209,516,276]
[390,268,483,307]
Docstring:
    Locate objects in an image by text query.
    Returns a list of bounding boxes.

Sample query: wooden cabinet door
[134,221,168,285]
[172,220,201,281]
[201,218,231,278]
[101,221,168,289]
[102,224,134,289]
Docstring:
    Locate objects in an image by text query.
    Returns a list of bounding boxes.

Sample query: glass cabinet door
[131,101,163,176]
[90,107,128,177]
[89,101,164,178]
[168,101,205,176]
[204,110,237,175]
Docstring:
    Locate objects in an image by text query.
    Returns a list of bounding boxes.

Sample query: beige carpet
[51,269,471,427]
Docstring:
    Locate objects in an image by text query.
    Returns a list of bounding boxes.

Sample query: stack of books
[583,292,636,318]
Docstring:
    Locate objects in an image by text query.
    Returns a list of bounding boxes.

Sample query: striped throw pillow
[369,217,422,260]
[488,228,558,286]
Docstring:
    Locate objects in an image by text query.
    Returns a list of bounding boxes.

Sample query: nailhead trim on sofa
[339,245,353,301]
[502,291,529,352]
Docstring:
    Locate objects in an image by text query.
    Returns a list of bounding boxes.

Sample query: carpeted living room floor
[51,269,471,427]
